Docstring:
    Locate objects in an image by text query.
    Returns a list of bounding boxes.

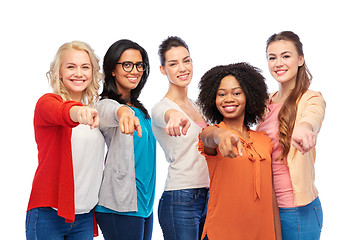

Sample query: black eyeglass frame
[116,61,147,72]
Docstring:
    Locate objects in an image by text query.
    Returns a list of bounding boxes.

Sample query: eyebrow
[65,62,91,66]
[268,51,292,56]
[167,56,191,63]
[217,87,242,91]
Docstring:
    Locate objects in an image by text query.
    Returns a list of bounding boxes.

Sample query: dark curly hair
[197,62,268,126]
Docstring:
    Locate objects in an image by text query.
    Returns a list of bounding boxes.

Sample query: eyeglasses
[116,61,147,72]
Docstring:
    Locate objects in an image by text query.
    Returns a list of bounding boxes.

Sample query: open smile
[275,69,287,76]
[70,79,86,85]
[222,104,238,113]
[177,73,189,80]
[127,77,139,83]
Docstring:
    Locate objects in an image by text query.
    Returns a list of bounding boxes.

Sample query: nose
[224,93,235,102]
[275,58,284,68]
[75,67,83,77]
[130,65,139,74]
[178,63,187,72]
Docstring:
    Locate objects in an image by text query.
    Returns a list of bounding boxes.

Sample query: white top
[71,124,105,214]
[152,97,209,191]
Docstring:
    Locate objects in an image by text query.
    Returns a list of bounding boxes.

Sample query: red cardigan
[27,93,82,222]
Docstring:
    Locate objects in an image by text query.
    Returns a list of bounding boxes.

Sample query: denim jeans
[25,207,94,240]
[95,212,153,240]
[158,188,209,240]
[279,197,323,240]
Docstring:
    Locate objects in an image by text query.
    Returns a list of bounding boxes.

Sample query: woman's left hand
[291,122,316,154]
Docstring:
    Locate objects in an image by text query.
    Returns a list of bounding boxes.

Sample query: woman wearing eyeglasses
[151,36,209,240]
[94,39,156,240]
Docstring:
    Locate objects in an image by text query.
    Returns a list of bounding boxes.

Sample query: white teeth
[178,74,188,79]
[223,106,237,112]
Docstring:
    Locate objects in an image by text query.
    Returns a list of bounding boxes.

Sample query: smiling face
[160,46,193,88]
[216,75,246,123]
[266,40,304,88]
[113,48,143,99]
[59,49,93,102]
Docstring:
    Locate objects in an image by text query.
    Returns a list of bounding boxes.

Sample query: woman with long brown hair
[258,31,326,239]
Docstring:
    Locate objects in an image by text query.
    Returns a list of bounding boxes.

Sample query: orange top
[199,122,275,240]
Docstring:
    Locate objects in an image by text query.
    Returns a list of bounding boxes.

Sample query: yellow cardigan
[269,90,326,206]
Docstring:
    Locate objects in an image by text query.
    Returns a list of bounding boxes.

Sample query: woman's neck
[224,119,249,141]
[165,85,188,103]
[274,81,295,103]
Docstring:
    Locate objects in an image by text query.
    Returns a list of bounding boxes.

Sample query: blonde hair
[46,40,102,107]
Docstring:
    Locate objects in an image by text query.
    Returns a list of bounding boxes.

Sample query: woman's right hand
[70,106,99,129]
[164,110,191,137]
[216,129,243,158]
[117,106,142,137]
[201,126,243,157]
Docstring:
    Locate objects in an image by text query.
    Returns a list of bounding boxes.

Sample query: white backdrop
[1,0,352,239]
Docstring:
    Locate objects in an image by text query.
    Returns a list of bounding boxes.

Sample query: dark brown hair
[158,36,189,66]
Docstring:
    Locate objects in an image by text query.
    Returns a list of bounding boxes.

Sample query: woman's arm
[292,92,326,154]
[163,109,190,136]
[200,126,243,157]
[117,106,142,137]
[69,106,99,129]
[96,99,142,137]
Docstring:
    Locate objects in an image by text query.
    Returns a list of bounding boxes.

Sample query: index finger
[230,136,243,157]
[90,115,99,129]
[135,121,142,137]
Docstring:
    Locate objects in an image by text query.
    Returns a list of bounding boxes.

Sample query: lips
[127,77,139,83]
[70,79,86,85]
[275,69,287,76]
[177,73,189,81]
[222,105,238,113]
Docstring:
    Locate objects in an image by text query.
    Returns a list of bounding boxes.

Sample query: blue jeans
[25,207,94,240]
[158,188,209,240]
[95,212,153,240]
[279,197,323,240]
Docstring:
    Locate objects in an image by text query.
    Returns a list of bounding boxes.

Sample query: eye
[82,65,91,69]
[283,55,291,59]
[123,62,133,68]
[268,56,276,61]
[184,58,191,64]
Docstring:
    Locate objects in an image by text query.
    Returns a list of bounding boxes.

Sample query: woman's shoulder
[299,90,326,106]
[152,97,179,113]
[303,89,324,98]
[37,93,62,102]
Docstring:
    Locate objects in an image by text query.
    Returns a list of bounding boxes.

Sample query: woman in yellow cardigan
[258,31,326,240]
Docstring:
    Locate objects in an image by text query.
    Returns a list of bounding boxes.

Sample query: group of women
[25,31,325,240]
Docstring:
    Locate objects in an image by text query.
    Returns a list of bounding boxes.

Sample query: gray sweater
[96,99,138,212]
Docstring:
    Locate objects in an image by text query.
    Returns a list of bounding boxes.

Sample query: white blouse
[71,124,105,214]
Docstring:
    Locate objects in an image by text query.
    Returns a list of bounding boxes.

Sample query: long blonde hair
[46,41,102,107]
[266,31,312,161]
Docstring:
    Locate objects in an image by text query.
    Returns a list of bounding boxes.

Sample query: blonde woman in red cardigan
[25,41,140,240]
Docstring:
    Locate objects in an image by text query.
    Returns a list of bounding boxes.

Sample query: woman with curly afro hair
[198,63,282,240]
